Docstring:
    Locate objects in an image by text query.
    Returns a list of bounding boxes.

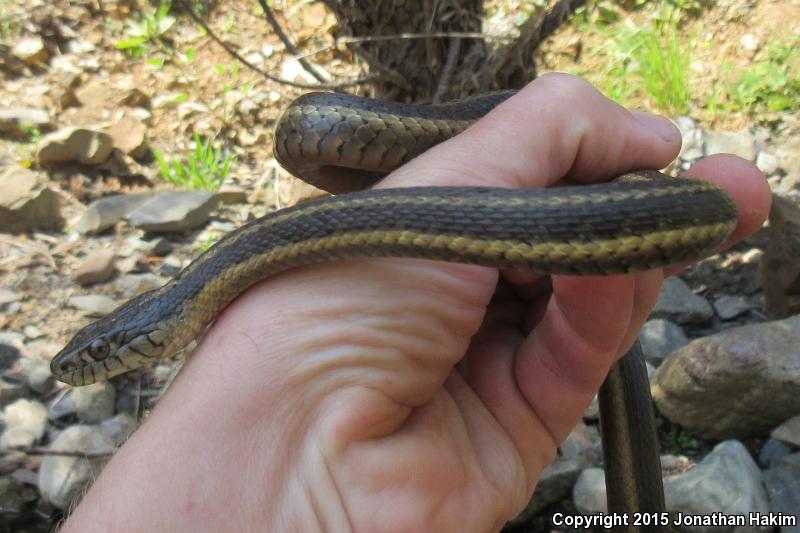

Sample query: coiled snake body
[52,91,737,531]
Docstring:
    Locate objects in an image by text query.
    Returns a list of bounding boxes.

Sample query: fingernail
[633,111,681,144]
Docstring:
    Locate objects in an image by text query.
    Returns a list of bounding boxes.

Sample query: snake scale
[52,90,738,531]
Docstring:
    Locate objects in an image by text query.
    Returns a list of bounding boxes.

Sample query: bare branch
[433,37,461,103]
[255,0,328,84]
[539,0,588,42]
[173,0,372,90]
[341,31,512,45]
[8,446,115,458]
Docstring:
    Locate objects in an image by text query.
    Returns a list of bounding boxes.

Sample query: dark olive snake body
[52,90,738,532]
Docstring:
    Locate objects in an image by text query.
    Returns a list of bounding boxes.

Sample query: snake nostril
[53,358,75,374]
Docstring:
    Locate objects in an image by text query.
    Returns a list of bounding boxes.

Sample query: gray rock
[759,438,792,468]
[653,315,800,439]
[106,115,148,159]
[148,236,174,257]
[639,319,689,365]
[21,338,60,360]
[126,191,217,232]
[583,394,599,421]
[0,398,48,449]
[73,192,156,234]
[664,440,770,532]
[660,454,691,472]
[12,36,48,64]
[117,273,167,298]
[117,234,152,259]
[771,415,800,447]
[0,378,26,405]
[11,467,38,486]
[755,151,779,176]
[48,392,77,421]
[572,467,606,513]
[23,324,43,339]
[763,453,800,533]
[18,355,53,394]
[651,277,714,326]
[0,425,40,449]
[0,166,63,233]
[98,413,136,446]
[67,294,118,317]
[0,107,51,138]
[37,127,114,165]
[0,288,18,307]
[100,413,137,447]
[704,129,756,161]
[216,186,248,205]
[760,195,800,318]
[713,295,752,320]
[777,175,800,196]
[38,425,114,510]
[0,332,23,370]
[509,458,584,524]
[0,330,24,344]
[73,77,151,109]
[71,382,116,423]
[775,137,800,181]
[75,249,116,285]
[645,361,655,382]
[0,477,26,516]
[673,117,704,162]
[560,421,601,466]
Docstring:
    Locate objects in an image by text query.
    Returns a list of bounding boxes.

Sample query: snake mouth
[50,350,88,386]
[50,352,78,378]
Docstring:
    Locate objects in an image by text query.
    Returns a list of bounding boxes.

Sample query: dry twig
[255,0,328,84]
[174,0,372,90]
[8,446,114,458]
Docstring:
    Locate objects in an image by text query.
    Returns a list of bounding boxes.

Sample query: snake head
[51,291,171,386]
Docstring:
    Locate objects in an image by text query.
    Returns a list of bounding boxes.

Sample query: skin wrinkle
[553,278,633,357]
[443,374,529,526]
[347,396,485,533]
[267,262,494,406]
[279,305,476,404]
[295,437,352,533]
[464,332,554,482]
[308,269,486,345]
[515,283,635,444]
[199,258,491,404]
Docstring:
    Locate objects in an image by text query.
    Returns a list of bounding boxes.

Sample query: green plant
[116,3,176,58]
[153,133,236,191]
[18,121,42,143]
[628,24,692,114]
[0,17,22,39]
[664,425,694,451]
[728,39,800,116]
[200,234,217,252]
[593,20,692,114]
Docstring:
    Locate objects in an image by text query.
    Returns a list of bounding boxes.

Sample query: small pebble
[67,294,118,317]
[75,249,116,285]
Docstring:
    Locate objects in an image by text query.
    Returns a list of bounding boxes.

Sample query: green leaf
[115,37,147,50]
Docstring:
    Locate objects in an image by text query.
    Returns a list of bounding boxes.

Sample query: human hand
[62,74,770,532]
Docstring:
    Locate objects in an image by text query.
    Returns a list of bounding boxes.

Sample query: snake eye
[88,339,110,360]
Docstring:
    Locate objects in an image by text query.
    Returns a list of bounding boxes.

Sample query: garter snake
[52,90,738,529]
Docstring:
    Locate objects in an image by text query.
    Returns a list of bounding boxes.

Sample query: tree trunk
[321,0,585,102]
